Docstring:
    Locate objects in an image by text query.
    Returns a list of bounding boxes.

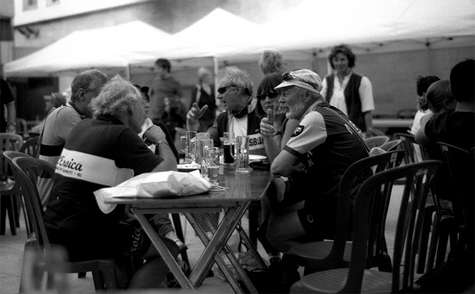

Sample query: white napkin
[94,170,212,214]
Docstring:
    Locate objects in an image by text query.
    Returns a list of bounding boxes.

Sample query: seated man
[187,66,266,156]
[39,69,108,167]
[44,77,179,289]
[262,69,368,254]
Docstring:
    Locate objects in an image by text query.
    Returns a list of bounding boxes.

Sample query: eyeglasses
[217,84,237,94]
[257,91,279,100]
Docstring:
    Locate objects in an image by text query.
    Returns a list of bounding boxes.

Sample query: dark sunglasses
[257,91,279,100]
[217,84,237,94]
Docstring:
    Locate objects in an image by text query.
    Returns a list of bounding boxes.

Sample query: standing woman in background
[189,67,216,132]
[321,44,375,136]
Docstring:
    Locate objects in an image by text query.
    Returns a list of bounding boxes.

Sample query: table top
[373,118,413,128]
[104,167,271,208]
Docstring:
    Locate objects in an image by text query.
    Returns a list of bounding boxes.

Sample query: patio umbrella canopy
[4,0,475,76]
[4,21,172,77]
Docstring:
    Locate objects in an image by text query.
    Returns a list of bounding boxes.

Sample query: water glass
[205,147,220,185]
[195,133,213,165]
[180,131,196,163]
[235,135,251,174]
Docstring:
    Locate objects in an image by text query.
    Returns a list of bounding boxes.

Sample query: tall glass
[205,147,220,185]
[221,132,235,164]
[195,132,213,166]
[181,131,196,164]
[235,135,251,174]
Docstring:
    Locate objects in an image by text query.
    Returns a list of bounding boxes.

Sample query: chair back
[363,135,389,149]
[344,160,441,293]
[0,133,23,180]
[329,150,405,268]
[3,151,33,234]
[11,157,54,248]
[20,136,40,158]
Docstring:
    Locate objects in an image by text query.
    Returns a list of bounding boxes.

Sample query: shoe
[173,239,187,253]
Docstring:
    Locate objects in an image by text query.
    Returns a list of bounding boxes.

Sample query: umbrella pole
[125,64,131,80]
[213,56,219,97]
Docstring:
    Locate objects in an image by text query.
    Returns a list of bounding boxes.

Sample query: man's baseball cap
[274,69,322,94]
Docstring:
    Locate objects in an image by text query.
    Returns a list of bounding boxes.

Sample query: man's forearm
[154,141,177,171]
[6,101,16,132]
[364,111,373,131]
[263,135,281,162]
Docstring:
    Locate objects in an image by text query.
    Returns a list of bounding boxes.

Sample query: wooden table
[105,168,270,294]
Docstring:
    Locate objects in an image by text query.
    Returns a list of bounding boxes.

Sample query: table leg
[187,213,243,294]
[134,212,193,289]
[186,203,249,287]
[199,215,261,294]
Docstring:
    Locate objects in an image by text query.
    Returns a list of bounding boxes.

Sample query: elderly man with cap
[260,69,368,263]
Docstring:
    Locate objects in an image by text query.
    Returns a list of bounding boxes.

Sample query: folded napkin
[94,170,212,214]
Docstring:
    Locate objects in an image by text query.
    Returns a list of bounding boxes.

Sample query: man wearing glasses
[187,66,265,155]
[261,69,368,268]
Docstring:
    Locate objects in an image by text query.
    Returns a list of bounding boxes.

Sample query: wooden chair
[10,157,118,292]
[284,150,405,275]
[20,136,40,158]
[0,133,23,235]
[291,160,442,293]
[363,135,389,150]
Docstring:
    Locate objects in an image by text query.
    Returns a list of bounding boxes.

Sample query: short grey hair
[218,66,253,96]
[70,69,108,103]
[91,76,143,118]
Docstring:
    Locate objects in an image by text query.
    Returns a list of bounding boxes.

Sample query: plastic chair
[10,157,118,292]
[284,150,405,275]
[0,133,23,235]
[3,151,33,236]
[20,136,40,158]
[363,135,389,149]
[291,160,442,294]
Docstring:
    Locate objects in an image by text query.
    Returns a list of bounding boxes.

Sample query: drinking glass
[235,135,251,174]
[195,132,213,166]
[221,132,235,164]
[182,131,196,163]
[205,147,220,185]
